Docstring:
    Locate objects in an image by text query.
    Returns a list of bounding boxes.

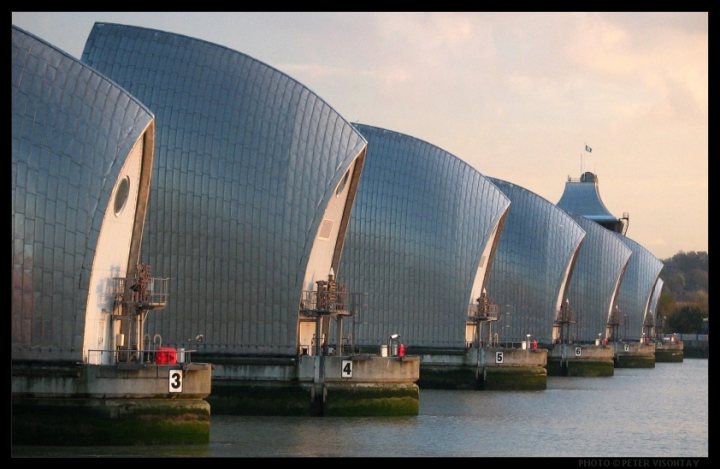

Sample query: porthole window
[335,170,350,196]
[114,176,130,216]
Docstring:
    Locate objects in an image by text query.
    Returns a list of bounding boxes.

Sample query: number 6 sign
[169,370,183,393]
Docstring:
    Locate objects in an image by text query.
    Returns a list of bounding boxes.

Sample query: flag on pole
[585,145,592,153]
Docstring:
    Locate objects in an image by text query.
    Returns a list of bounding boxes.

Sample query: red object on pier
[156,347,177,364]
[398,343,406,358]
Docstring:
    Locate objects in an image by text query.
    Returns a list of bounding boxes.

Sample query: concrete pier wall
[614,342,656,368]
[12,362,212,445]
[655,341,684,362]
[417,350,478,389]
[481,348,547,390]
[673,334,707,358]
[418,348,547,390]
[208,355,420,416]
[13,363,212,398]
[547,344,615,377]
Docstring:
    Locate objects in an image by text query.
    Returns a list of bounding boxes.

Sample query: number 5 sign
[169,370,183,393]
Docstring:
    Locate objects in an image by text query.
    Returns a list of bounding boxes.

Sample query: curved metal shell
[563,213,632,342]
[614,235,664,340]
[83,23,367,355]
[12,25,154,361]
[339,125,510,349]
[487,178,586,344]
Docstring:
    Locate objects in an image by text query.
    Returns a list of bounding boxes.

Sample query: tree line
[656,251,708,334]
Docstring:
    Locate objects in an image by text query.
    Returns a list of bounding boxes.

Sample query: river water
[13,359,707,457]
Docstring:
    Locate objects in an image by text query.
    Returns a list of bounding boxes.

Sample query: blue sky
[12,12,708,259]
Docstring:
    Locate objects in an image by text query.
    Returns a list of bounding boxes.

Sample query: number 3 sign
[169,370,183,393]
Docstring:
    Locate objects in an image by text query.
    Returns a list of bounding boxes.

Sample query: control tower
[557,172,628,234]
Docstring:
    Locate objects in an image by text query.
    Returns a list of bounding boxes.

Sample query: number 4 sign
[341,360,353,378]
[169,370,183,393]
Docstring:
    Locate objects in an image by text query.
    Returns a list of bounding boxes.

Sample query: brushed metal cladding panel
[487,179,586,344]
[648,278,664,327]
[83,23,366,355]
[339,125,510,349]
[12,25,153,361]
[564,213,632,342]
[614,235,664,340]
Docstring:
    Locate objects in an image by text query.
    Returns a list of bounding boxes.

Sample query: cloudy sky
[12,12,707,259]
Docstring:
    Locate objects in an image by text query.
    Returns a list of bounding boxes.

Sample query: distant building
[557,172,626,233]
[83,23,367,356]
[487,178,586,345]
[338,125,510,350]
[12,25,155,363]
[556,171,663,341]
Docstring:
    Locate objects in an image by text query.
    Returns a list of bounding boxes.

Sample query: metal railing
[87,348,194,365]
[467,303,499,321]
[111,277,170,308]
[299,289,364,316]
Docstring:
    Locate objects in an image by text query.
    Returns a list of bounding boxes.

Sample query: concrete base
[481,366,547,390]
[547,358,614,377]
[209,381,315,416]
[416,349,477,389]
[680,337,708,358]
[12,361,212,445]
[324,383,419,416]
[12,397,210,445]
[547,344,614,377]
[417,347,547,391]
[418,365,478,389]
[655,342,684,362]
[481,348,547,390]
[614,343,656,368]
[205,354,420,416]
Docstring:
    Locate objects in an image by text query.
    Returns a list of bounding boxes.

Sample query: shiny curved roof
[12,25,154,360]
[564,213,632,342]
[557,172,619,225]
[614,235,663,340]
[648,277,664,325]
[83,23,367,355]
[338,125,510,349]
[487,178,586,344]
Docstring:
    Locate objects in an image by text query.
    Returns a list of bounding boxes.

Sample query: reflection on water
[13,359,707,457]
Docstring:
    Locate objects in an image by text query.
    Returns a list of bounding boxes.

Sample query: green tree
[663,272,686,299]
[687,269,709,292]
[665,305,705,334]
[660,250,708,314]
[656,291,676,319]
[688,290,709,314]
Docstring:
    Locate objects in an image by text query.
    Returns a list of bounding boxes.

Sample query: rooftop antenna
[582,144,592,175]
